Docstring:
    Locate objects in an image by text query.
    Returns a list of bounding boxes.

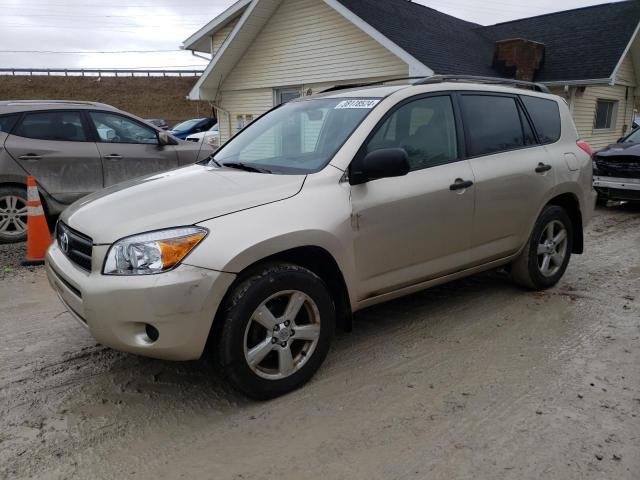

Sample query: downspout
[211,102,232,141]
[622,86,630,135]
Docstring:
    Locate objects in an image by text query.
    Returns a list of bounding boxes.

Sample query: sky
[0,0,626,71]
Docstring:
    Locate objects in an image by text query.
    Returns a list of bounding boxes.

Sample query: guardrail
[0,68,204,77]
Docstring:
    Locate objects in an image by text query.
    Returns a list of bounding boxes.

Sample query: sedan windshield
[211,98,380,174]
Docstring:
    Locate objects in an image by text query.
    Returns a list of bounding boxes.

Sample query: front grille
[594,156,640,179]
[57,222,93,271]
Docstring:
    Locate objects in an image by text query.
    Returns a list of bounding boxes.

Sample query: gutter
[541,78,613,87]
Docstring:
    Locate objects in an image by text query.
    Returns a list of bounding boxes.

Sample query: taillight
[577,140,594,157]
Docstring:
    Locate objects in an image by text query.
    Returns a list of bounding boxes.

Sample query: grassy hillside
[0,76,213,126]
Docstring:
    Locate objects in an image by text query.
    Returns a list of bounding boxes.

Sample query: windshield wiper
[221,162,272,174]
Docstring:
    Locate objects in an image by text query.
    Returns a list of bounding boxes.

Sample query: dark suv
[0,100,215,243]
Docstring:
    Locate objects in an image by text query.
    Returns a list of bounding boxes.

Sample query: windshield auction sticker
[335,99,380,109]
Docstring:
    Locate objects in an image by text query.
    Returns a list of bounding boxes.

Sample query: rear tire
[0,186,28,244]
[217,263,335,400]
[511,205,573,290]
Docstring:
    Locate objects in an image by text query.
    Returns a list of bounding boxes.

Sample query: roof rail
[413,75,551,93]
[0,99,117,108]
[319,77,428,93]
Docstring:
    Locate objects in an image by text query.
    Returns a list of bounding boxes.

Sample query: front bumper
[594,175,640,201]
[45,242,235,361]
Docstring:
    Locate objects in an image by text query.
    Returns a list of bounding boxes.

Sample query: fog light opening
[145,324,159,343]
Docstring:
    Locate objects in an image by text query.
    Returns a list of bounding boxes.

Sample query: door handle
[449,179,474,191]
[104,154,123,160]
[18,154,42,161]
[535,163,552,173]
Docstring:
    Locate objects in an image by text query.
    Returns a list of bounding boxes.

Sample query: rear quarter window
[0,114,19,134]
[521,96,561,144]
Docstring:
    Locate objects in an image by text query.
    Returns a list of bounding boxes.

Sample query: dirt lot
[1,206,639,480]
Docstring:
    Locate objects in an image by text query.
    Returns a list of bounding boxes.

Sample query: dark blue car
[169,118,216,140]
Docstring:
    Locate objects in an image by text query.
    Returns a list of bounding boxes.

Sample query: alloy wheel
[243,290,321,380]
[0,195,28,238]
[536,220,568,277]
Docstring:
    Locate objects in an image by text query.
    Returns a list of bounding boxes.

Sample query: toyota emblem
[60,231,69,254]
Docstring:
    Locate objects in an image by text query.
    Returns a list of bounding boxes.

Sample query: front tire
[511,205,573,290]
[217,263,335,400]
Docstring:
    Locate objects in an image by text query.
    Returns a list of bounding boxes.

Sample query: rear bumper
[45,242,236,361]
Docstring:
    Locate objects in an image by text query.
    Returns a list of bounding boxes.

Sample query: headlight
[103,227,207,275]
[206,136,219,146]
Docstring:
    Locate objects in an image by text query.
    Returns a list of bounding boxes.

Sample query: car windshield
[210,98,380,174]
[624,129,640,143]
[172,119,203,131]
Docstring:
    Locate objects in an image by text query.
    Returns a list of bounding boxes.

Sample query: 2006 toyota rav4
[46,77,597,399]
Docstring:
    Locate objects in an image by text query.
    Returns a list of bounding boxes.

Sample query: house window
[274,87,301,106]
[594,99,617,130]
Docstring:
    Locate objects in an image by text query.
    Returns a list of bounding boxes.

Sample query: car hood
[61,164,306,244]
[594,142,640,178]
[597,142,640,157]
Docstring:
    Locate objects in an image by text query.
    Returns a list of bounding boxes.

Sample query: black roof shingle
[336,0,640,82]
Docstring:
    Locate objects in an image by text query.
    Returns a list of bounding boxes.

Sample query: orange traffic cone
[21,176,52,266]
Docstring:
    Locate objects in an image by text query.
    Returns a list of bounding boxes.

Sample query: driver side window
[89,112,158,145]
[367,96,458,171]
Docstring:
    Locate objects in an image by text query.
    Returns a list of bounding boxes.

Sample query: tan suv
[46,77,597,399]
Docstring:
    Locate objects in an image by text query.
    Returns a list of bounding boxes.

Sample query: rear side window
[0,114,19,133]
[521,96,561,143]
[14,111,88,142]
[460,95,526,156]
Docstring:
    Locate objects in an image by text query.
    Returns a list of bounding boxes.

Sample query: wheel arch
[212,245,353,339]
[546,192,583,254]
[0,178,54,218]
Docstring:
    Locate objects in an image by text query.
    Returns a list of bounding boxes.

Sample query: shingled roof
[335,0,640,82]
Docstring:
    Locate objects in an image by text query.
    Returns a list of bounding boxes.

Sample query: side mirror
[349,148,411,185]
[158,131,178,146]
[616,136,625,144]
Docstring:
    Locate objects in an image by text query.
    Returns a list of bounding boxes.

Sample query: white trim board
[183,0,252,52]
[187,0,261,100]
[611,20,640,85]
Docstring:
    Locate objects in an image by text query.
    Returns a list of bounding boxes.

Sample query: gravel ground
[0,205,639,480]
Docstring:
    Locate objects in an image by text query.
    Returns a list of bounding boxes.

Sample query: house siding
[615,52,637,86]
[213,0,409,143]
[570,84,635,149]
[215,88,274,144]
[221,0,408,91]
[211,18,240,55]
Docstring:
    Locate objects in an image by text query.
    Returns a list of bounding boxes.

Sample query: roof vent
[493,38,545,82]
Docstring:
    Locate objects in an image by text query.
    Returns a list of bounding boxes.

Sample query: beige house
[183,0,640,149]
